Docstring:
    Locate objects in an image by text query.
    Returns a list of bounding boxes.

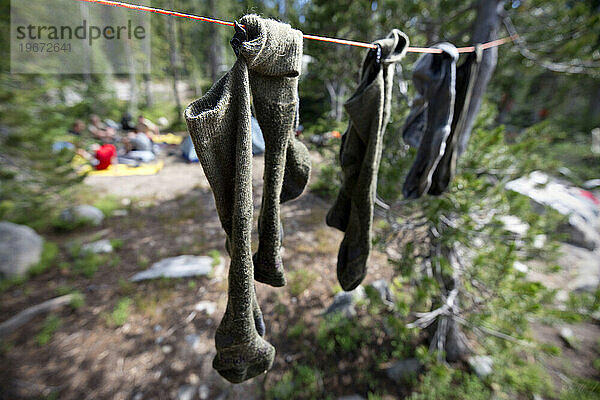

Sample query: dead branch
[503,15,600,75]
[0,294,75,338]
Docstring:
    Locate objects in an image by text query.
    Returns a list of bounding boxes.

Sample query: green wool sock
[281,136,311,203]
[326,30,409,291]
[238,15,309,288]
[185,59,274,383]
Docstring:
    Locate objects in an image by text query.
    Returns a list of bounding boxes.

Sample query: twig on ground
[0,294,75,338]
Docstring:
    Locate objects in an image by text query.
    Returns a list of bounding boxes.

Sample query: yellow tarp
[75,158,164,177]
[152,133,184,145]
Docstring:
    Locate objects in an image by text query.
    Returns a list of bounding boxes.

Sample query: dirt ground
[0,152,393,400]
[1,152,598,399]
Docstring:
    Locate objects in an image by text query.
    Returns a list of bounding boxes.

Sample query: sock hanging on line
[327,29,409,291]
[239,15,310,288]
[184,14,309,384]
[185,39,274,385]
[402,43,459,199]
[428,46,483,195]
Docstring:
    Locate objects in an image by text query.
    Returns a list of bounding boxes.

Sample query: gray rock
[194,301,216,315]
[324,286,366,318]
[559,327,576,348]
[385,358,422,383]
[112,209,129,217]
[81,239,113,254]
[185,334,200,350]
[0,221,43,278]
[130,255,218,281]
[513,261,529,273]
[468,355,493,378]
[177,384,197,400]
[506,172,600,250]
[368,279,395,306]
[59,205,104,226]
[499,215,530,237]
[198,384,209,400]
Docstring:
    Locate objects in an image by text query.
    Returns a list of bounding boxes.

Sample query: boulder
[468,355,493,378]
[130,255,217,282]
[384,358,422,383]
[81,239,113,254]
[59,205,104,226]
[499,215,530,237]
[194,301,217,315]
[367,279,395,307]
[177,384,196,400]
[323,286,366,318]
[0,221,43,278]
[506,171,600,250]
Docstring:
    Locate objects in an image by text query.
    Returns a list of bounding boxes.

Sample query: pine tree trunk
[457,0,505,155]
[168,0,182,122]
[208,0,224,83]
[143,73,154,108]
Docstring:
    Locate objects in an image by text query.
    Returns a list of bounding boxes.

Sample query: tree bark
[143,73,154,108]
[208,0,224,83]
[458,0,505,155]
[168,0,182,122]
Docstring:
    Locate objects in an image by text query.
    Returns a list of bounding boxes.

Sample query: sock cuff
[239,14,303,78]
[184,61,250,149]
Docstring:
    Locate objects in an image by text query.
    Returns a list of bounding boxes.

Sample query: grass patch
[110,238,124,251]
[106,298,132,327]
[0,241,58,293]
[316,313,370,355]
[208,249,221,266]
[287,269,318,297]
[560,378,600,400]
[266,364,321,400]
[93,195,121,217]
[35,315,62,346]
[287,321,307,339]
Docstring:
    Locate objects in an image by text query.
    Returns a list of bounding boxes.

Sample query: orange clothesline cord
[74,0,517,53]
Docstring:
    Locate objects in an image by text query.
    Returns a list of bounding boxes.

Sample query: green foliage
[560,378,600,400]
[30,241,59,276]
[110,238,124,251]
[287,321,307,339]
[316,313,370,355]
[287,269,319,296]
[409,364,491,400]
[93,196,121,218]
[208,249,222,266]
[70,248,108,278]
[35,315,62,346]
[0,240,58,293]
[106,298,133,327]
[69,291,86,309]
[266,364,321,400]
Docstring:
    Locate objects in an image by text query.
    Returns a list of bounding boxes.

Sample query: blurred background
[1,1,599,399]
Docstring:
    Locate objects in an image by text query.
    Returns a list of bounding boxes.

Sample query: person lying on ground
[137,115,160,136]
[89,114,116,143]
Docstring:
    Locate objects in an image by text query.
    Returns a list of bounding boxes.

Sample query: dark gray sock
[402,43,459,199]
[429,47,482,195]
